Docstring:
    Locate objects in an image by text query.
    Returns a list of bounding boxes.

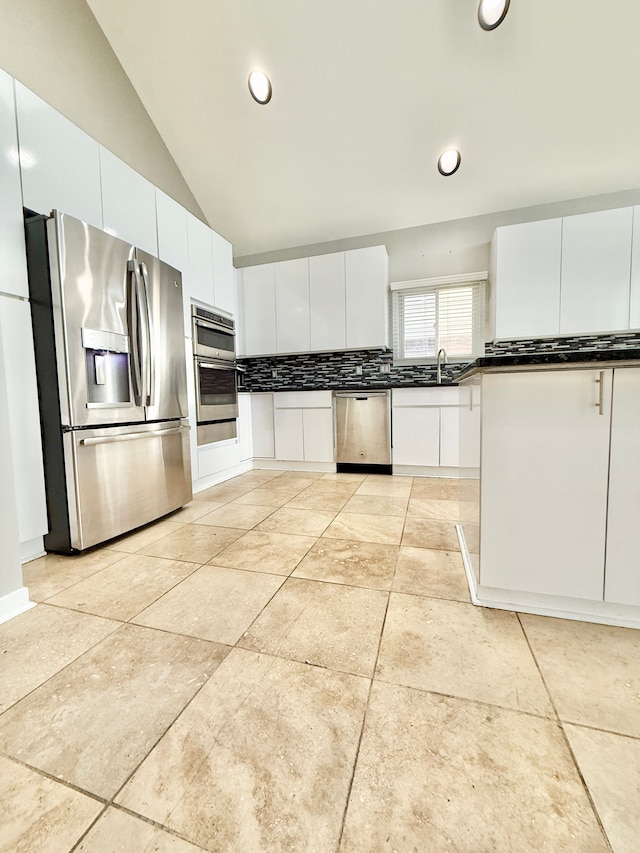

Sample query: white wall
[236,188,640,289]
[0,0,205,222]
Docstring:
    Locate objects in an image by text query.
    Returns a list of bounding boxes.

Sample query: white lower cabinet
[300,408,334,463]
[393,407,440,466]
[476,365,640,618]
[272,391,334,463]
[604,367,640,606]
[237,393,253,462]
[274,408,304,461]
[480,369,612,601]
[251,394,275,459]
[392,387,460,470]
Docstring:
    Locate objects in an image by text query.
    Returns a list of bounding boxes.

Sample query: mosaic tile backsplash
[485,330,640,356]
[238,332,640,392]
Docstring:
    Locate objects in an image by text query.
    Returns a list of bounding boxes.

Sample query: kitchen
[1,1,640,851]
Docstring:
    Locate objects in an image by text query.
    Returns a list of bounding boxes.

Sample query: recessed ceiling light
[478,0,510,30]
[438,149,461,176]
[248,70,272,105]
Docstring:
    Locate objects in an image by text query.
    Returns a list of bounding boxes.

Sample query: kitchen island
[456,348,640,629]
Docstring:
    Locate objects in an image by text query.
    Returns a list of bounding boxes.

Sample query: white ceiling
[87,0,640,257]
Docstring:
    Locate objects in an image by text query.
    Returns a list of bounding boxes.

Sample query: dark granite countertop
[239,381,460,392]
[457,347,640,381]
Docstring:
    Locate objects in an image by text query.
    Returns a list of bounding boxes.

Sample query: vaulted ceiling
[87,0,640,256]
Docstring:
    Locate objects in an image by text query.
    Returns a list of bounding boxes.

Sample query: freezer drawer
[334,391,391,465]
[62,421,192,551]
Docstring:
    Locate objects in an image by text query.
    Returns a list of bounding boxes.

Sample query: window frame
[390,272,487,365]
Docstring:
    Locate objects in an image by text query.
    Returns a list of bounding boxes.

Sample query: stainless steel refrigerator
[25,210,192,553]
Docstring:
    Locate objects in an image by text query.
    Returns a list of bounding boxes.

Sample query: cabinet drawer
[273,390,333,408]
[393,387,459,406]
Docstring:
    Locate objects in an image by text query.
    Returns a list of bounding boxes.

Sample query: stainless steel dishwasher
[334,390,392,474]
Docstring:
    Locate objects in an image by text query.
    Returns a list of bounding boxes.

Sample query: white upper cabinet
[0,71,29,298]
[275,258,310,353]
[156,190,190,336]
[156,190,189,272]
[211,229,236,316]
[309,252,346,351]
[186,212,215,307]
[492,219,562,340]
[630,207,640,330]
[242,264,277,356]
[15,82,103,229]
[560,208,633,334]
[345,246,389,349]
[100,147,157,256]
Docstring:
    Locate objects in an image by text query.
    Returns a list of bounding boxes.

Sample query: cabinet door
[439,407,460,467]
[156,190,190,336]
[309,252,346,351]
[100,147,157,256]
[302,408,334,462]
[605,368,640,606]
[630,207,640,330]
[16,82,103,229]
[275,258,310,353]
[237,393,253,462]
[0,71,29,299]
[274,408,304,461]
[242,264,277,356]
[186,212,215,307]
[560,208,633,334]
[0,296,47,544]
[345,246,389,349]
[493,219,562,339]
[251,394,275,458]
[211,229,236,316]
[392,407,440,466]
[480,370,611,599]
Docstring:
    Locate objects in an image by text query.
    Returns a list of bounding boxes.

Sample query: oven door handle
[194,317,236,335]
[197,361,235,370]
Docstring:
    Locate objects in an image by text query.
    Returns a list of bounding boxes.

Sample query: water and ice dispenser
[81,327,131,406]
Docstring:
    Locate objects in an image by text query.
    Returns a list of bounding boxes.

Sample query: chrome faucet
[436,348,447,384]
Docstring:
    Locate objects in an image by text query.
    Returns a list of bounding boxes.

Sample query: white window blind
[391,274,486,362]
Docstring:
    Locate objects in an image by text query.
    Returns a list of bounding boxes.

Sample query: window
[391,273,486,363]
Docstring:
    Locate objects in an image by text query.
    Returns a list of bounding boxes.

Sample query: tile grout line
[334,588,392,852]
[515,612,615,853]
[0,615,123,721]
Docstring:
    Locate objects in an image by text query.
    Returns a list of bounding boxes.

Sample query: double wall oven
[192,306,240,445]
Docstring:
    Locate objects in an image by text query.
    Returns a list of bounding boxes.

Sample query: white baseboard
[251,459,336,473]
[456,524,640,630]
[393,465,479,479]
[0,586,35,625]
[20,536,45,564]
[192,460,253,494]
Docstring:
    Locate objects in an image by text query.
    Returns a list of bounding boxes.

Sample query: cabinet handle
[595,371,604,416]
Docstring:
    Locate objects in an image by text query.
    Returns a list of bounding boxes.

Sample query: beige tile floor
[2,470,639,851]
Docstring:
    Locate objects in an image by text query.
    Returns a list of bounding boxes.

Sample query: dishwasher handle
[334,391,389,399]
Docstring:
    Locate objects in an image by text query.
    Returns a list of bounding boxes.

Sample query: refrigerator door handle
[80,425,188,446]
[139,261,154,408]
[127,260,144,405]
